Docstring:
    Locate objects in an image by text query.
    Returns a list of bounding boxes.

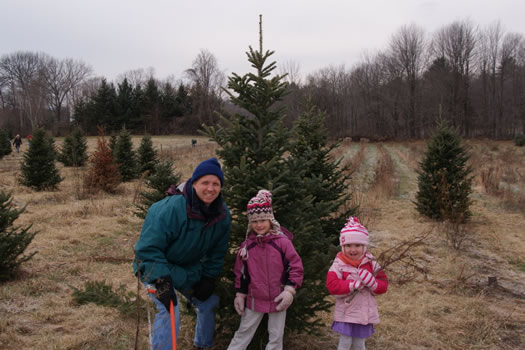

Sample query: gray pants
[227,308,287,350]
[337,335,366,350]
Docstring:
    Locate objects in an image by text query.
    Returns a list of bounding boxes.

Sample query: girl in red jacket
[326,217,388,350]
[228,190,304,350]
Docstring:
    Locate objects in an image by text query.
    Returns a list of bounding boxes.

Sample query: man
[134,157,231,350]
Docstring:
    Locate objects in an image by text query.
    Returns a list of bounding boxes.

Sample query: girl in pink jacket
[227,190,304,350]
[326,217,388,350]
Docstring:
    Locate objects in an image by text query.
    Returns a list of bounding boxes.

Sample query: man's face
[193,175,221,205]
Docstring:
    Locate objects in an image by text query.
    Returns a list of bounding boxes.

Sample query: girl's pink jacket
[326,252,388,325]
[234,231,304,313]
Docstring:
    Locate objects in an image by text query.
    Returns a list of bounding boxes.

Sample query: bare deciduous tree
[185,49,225,124]
[42,57,92,134]
[0,51,47,132]
[430,20,477,136]
[279,60,302,86]
[389,24,427,138]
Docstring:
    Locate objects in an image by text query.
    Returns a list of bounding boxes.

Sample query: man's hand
[154,277,177,311]
[192,276,215,301]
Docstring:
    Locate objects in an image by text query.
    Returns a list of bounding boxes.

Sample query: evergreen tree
[84,128,121,194]
[175,83,192,116]
[134,160,181,219]
[290,100,356,242]
[58,127,88,167]
[143,78,161,134]
[415,121,473,223]
[203,30,337,345]
[109,133,117,154]
[0,129,12,158]
[93,79,118,133]
[115,78,135,131]
[0,191,38,281]
[136,134,158,175]
[20,128,63,191]
[114,127,138,182]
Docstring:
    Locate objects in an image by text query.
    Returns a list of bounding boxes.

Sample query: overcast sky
[2,0,525,83]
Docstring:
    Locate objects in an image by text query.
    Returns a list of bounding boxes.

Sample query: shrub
[0,129,12,159]
[0,191,38,281]
[84,128,121,194]
[134,160,180,219]
[71,280,145,319]
[514,133,525,147]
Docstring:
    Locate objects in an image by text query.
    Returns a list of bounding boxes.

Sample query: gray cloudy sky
[2,0,525,82]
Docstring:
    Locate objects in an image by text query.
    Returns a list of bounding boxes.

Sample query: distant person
[326,217,388,350]
[192,139,197,147]
[12,134,22,153]
[134,157,231,350]
[227,189,304,350]
[27,134,32,144]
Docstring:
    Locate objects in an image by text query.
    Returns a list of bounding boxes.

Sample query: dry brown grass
[1,138,524,349]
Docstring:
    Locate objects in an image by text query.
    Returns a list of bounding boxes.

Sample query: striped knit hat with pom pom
[340,216,369,246]
[239,189,281,260]
[247,189,275,223]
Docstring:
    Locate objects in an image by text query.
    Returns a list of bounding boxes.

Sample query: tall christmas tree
[20,128,63,191]
[415,121,473,223]
[0,191,37,281]
[202,16,338,347]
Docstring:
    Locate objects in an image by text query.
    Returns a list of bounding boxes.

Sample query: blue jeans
[149,289,219,349]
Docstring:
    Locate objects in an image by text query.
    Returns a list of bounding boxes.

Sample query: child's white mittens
[348,279,363,292]
[274,286,295,311]
[234,293,247,315]
[358,269,377,292]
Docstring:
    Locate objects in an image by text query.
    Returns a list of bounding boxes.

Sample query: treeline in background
[1,19,524,139]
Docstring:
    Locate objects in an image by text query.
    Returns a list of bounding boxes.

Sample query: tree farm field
[0,136,524,350]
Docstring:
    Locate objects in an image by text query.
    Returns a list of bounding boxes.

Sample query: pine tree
[202,19,337,346]
[84,128,121,194]
[109,133,117,154]
[0,191,38,281]
[415,121,473,223]
[114,127,138,182]
[58,127,88,167]
[290,100,356,242]
[0,129,12,158]
[134,160,181,219]
[20,128,63,191]
[137,134,158,175]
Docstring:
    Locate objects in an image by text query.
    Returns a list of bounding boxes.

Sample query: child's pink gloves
[358,269,378,292]
[275,286,296,311]
[234,293,247,315]
[348,279,363,292]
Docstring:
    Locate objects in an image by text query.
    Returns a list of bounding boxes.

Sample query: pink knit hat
[339,217,369,246]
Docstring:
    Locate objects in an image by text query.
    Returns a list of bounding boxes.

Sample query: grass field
[0,136,524,349]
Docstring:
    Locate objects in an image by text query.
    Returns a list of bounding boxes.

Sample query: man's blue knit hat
[191,158,224,185]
